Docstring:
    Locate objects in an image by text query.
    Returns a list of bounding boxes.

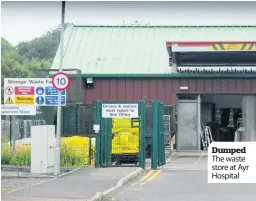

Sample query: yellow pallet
[112,122,132,128]
[112,127,139,134]
[111,131,139,154]
[112,118,131,123]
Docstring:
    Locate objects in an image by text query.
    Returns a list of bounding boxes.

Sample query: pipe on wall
[197,94,201,150]
[242,96,256,141]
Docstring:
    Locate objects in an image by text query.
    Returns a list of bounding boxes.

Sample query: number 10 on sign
[52,72,71,91]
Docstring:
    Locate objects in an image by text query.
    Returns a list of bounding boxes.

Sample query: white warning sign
[208,142,256,183]
[102,103,139,118]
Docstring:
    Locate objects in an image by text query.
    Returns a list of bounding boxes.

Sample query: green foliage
[1,138,95,167]
[9,149,31,166]
[1,136,11,164]
[60,144,86,167]
[1,28,60,104]
[1,38,13,53]
[1,146,12,165]
[16,28,60,61]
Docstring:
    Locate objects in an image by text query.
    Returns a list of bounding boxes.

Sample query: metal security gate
[151,100,166,169]
[95,101,146,168]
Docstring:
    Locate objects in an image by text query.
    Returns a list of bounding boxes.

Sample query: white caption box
[208,142,256,183]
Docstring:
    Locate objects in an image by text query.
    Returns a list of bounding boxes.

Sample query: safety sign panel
[45,96,66,105]
[45,86,65,95]
[4,78,67,106]
[15,86,34,95]
[15,96,35,105]
[5,86,14,95]
[1,105,37,116]
[5,97,14,104]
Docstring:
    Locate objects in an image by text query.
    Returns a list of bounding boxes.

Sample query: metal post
[197,94,201,151]
[152,101,158,170]
[95,101,101,168]
[12,116,17,152]
[54,1,65,176]
[9,116,12,147]
[139,101,146,169]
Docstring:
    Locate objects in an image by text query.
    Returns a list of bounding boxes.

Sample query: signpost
[4,78,66,106]
[54,1,66,176]
[52,72,70,176]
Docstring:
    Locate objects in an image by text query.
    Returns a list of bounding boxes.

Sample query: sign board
[131,118,140,127]
[208,142,256,184]
[93,124,100,134]
[4,78,66,106]
[52,72,71,91]
[1,105,37,115]
[102,103,139,118]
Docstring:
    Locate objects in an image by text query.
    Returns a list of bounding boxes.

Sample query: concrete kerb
[87,168,145,201]
[57,167,83,178]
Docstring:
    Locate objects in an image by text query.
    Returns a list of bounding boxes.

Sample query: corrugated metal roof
[51,25,256,74]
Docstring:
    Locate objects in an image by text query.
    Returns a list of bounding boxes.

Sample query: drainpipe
[197,95,201,150]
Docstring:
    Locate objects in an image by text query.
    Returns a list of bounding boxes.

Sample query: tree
[1,27,60,103]
[16,28,61,61]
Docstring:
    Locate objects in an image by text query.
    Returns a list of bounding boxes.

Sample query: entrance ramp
[173,151,208,158]
[164,151,208,171]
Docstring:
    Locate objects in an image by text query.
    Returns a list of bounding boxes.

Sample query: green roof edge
[69,73,256,79]
[73,25,256,28]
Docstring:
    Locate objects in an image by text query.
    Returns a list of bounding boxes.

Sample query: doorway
[176,99,199,151]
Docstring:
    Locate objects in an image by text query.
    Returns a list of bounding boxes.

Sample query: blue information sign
[36,96,45,105]
[36,87,44,95]
[45,86,65,96]
[45,96,66,105]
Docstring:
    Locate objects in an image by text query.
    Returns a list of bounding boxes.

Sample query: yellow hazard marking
[5,97,14,104]
[130,170,157,186]
[140,170,161,186]
[139,170,154,182]
[15,96,34,105]
[210,43,256,51]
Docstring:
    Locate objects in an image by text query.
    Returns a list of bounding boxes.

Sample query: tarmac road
[104,152,256,201]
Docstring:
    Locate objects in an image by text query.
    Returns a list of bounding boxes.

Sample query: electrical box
[31,125,55,174]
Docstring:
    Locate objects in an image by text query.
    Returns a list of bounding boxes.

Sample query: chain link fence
[1,119,46,141]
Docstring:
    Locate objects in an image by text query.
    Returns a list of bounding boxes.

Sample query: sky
[1,1,256,46]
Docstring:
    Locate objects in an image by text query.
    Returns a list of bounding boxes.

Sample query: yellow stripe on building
[210,43,256,51]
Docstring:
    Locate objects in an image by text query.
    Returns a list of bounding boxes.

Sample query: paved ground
[1,178,51,195]
[104,152,256,201]
[2,167,137,201]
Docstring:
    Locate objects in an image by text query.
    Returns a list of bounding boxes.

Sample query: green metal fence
[95,101,146,168]
[151,100,166,169]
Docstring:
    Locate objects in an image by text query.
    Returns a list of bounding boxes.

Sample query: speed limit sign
[52,72,71,90]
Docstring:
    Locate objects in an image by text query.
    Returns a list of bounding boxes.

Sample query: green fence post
[139,101,146,169]
[106,118,112,166]
[76,104,81,134]
[158,102,166,166]
[101,115,106,166]
[89,137,92,165]
[151,100,158,170]
[95,101,101,168]
[161,103,166,165]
